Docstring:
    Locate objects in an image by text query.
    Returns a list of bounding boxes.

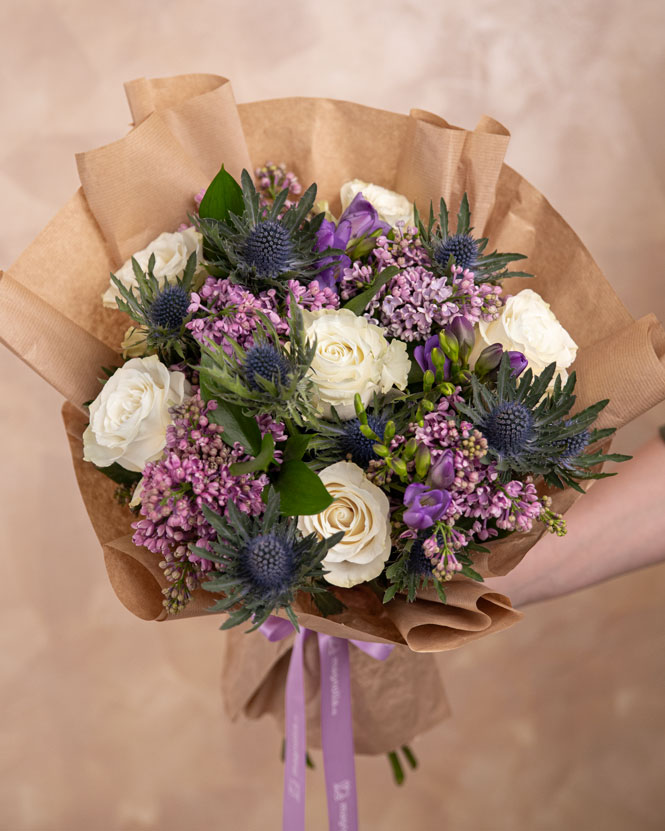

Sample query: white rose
[102,227,203,309]
[298,462,392,588]
[472,289,577,384]
[83,355,186,472]
[340,179,414,227]
[303,308,410,420]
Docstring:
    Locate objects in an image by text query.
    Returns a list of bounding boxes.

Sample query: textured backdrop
[1,1,664,829]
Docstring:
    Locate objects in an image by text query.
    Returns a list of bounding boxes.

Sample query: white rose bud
[298,462,392,588]
[471,289,578,385]
[340,179,414,227]
[302,308,410,420]
[102,227,203,309]
[83,355,186,472]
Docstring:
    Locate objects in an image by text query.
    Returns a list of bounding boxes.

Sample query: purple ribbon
[260,617,394,830]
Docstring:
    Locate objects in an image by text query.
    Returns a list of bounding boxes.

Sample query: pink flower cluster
[132,391,286,611]
[186,277,338,354]
[341,226,503,341]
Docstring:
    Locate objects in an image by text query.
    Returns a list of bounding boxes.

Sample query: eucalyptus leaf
[229,433,275,475]
[207,400,262,455]
[272,460,334,515]
[198,165,244,223]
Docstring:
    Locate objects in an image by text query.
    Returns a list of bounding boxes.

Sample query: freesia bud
[415,444,431,478]
[474,343,503,377]
[428,449,455,489]
[446,317,475,363]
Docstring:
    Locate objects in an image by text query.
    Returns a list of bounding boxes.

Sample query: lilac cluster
[132,391,286,613]
[255,163,302,213]
[186,276,337,355]
[350,228,503,341]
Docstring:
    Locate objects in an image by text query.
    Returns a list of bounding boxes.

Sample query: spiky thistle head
[455,354,622,490]
[383,539,447,604]
[194,489,343,631]
[307,398,402,470]
[110,250,199,363]
[415,193,530,284]
[192,169,333,293]
[198,295,320,429]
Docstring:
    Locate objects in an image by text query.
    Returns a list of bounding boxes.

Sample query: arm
[488,436,665,607]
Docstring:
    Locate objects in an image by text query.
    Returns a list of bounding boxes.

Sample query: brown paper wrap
[4,74,665,754]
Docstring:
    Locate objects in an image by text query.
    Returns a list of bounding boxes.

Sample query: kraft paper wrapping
[4,74,665,754]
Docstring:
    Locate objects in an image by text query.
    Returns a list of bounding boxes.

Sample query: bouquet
[3,74,665,828]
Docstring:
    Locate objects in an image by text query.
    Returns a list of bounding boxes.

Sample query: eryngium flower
[456,354,623,490]
[193,489,343,631]
[199,299,319,428]
[149,284,191,331]
[192,169,333,293]
[415,193,529,284]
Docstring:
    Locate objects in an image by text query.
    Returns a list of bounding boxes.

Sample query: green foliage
[198,164,244,223]
[271,460,334,516]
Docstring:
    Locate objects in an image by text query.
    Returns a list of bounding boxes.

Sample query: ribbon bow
[260,616,394,830]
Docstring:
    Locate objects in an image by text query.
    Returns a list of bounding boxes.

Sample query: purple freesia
[403,483,451,530]
[314,218,351,290]
[475,343,527,378]
[414,335,451,377]
[338,192,390,240]
[427,449,455,490]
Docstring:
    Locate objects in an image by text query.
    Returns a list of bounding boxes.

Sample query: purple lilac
[132,391,286,604]
[411,397,545,542]
[186,276,337,355]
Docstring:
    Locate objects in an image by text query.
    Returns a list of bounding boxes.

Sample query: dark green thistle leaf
[199,164,244,223]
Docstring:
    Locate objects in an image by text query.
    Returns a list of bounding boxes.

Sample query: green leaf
[229,433,275,475]
[342,265,400,315]
[383,583,400,604]
[312,590,346,617]
[283,432,311,462]
[271,460,334,516]
[94,462,142,489]
[198,165,244,223]
[207,400,261,455]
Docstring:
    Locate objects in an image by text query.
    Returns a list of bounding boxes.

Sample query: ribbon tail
[283,629,307,831]
[318,634,359,831]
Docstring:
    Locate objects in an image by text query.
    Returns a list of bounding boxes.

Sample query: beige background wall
[1,1,664,829]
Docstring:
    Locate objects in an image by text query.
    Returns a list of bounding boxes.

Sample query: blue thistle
[338,414,388,467]
[196,490,344,631]
[244,344,291,391]
[481,401,534,455]
[406,540,433,577]
[149,284,190,331]
[456,353,620,491]
[240,532,297,593]
[435,233,478,271]
[243,220,294,278]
